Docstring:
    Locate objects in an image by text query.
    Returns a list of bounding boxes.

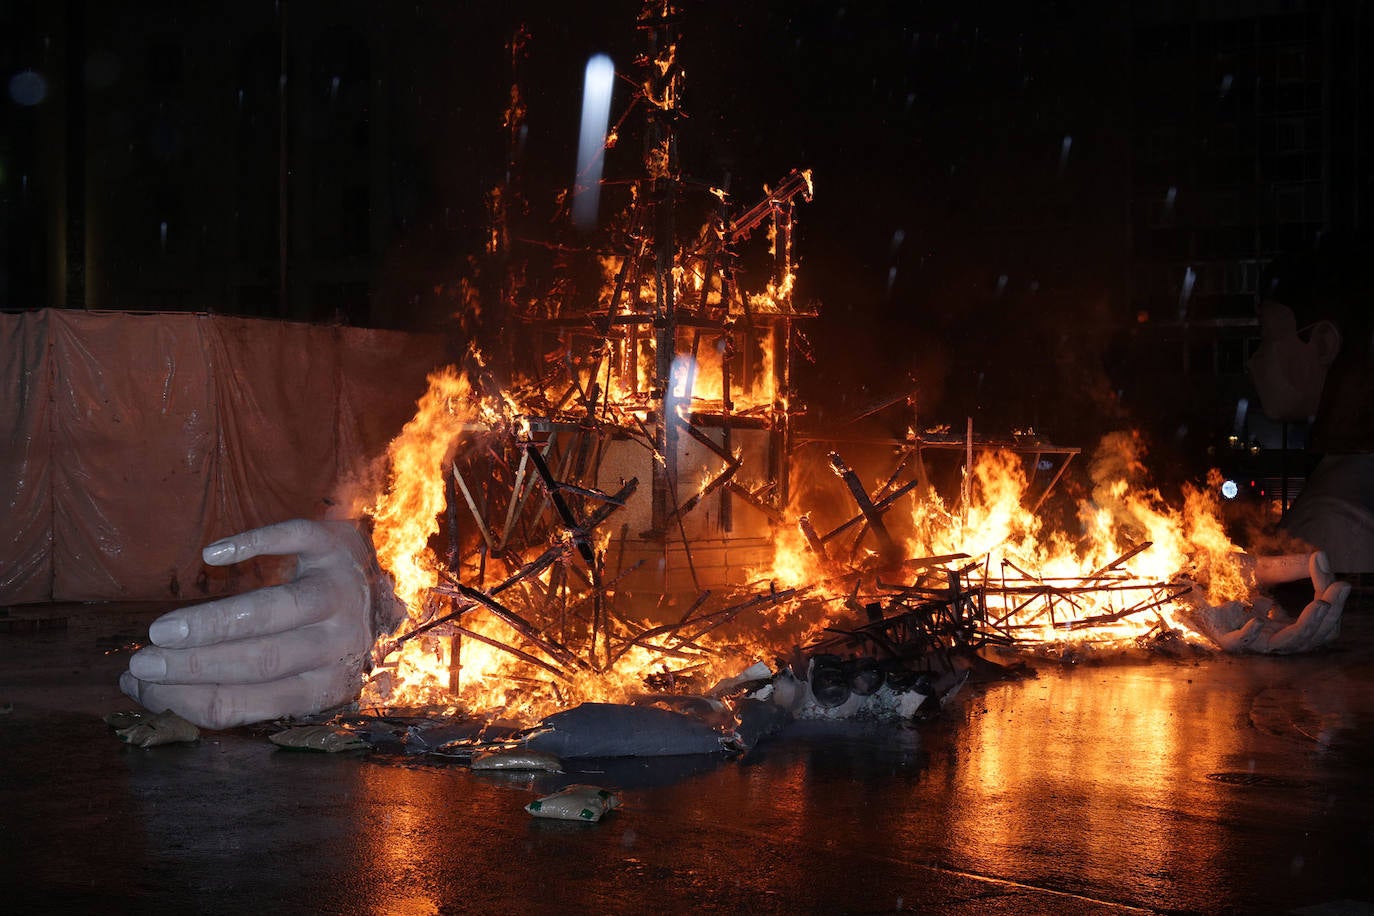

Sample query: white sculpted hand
[1186,552,1347,654]
[120,519,406,729]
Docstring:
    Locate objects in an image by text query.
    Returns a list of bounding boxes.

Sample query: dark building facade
[3,0,1369,448]
[1120,0,1371,482]
[1,1,517,328]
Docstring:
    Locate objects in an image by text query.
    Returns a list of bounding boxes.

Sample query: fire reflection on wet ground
[4,605,1372,912]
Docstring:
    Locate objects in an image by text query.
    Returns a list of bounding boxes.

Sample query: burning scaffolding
[357,5,1261,723]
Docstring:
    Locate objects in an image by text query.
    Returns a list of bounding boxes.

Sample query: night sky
[473,1,1134,437]
[3,1,1361,475]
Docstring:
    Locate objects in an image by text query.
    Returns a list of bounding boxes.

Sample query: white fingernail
[1313,551,1330,575]
[150,617,189,645]
[204,541,237,564]
[130,653,167,680]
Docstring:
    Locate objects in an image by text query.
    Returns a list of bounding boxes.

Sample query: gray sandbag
[522,702,731,758]
[107,709,200,747]
[525,784,621,822]
[269,725,368,753]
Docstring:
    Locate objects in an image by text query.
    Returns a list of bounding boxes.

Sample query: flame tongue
[369,367,475,611]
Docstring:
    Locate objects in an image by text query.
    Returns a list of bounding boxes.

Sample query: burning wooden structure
[360,5,1255,721]
[446,5,814,598]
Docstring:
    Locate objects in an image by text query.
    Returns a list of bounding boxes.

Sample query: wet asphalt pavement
[3,604,1374,914]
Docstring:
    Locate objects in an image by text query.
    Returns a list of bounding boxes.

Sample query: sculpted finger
[131,623,360,685]
[119,663,361,730]
[1309,551,1336,594]
[148,572,347,648]
[202,519,339,567]
[1267,601,1329,654]
[1252,553,1312,586]
[1217,617,1266,653]
[1315,581,1349,645]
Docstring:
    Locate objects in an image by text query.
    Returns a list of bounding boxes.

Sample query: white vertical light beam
[573,54,615,231]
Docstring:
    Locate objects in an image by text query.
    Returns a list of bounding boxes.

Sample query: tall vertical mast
[640,3,684,535]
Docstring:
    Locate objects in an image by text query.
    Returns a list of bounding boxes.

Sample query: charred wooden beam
[609,633,710,664]
[898,553,972,577]
[674,587,800,646]
[444,460,462,571]
[593,311,658,332]
[392,595,478,646]
[686,411,773,429]
[451,624,572,682]
[725,480,783,524]
[676,589,713,624]
[434,574,591,673]
[819,478,921,543]
[497,445,534,552]
[542,477,627,506]
[499,433,562,553]
[524,442,597,567]
[565,558,647,620]
[828,451,902,565]
[1028,451,1074,515]
[449,624,463,695]
[668,458,741,523]
[1080,541,1153,583]
[719,335,734,531]
[726,168,812,243]
[675,412,735,463]
[831,387,920,431]
[982,581,1182,597]
[582,478,639,531]
[490,544,566,595]
[798,515,829,560]
[630,412,701,589]
[1014,586,1194,632]
[608,590,714,659]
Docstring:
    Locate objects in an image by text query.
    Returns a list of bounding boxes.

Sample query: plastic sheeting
[1,310,449,604]
[522,703,733,758]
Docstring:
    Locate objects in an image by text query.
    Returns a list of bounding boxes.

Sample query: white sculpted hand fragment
[1185,552,1347,655]
[120,519,405,729]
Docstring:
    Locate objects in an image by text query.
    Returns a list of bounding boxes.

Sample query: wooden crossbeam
[828,451,901,565]
[524,442,597,567]
[453,465,497,554]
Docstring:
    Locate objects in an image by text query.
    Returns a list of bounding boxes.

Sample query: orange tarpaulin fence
[0,309,447,604]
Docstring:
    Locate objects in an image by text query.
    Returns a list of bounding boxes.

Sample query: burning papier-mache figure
[120,10,1356,734]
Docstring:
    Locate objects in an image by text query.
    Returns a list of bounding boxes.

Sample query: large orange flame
[761,431,1252,648]
[363,359,1255,724]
